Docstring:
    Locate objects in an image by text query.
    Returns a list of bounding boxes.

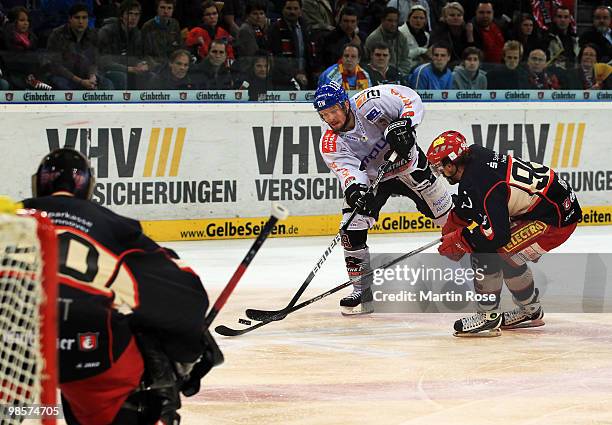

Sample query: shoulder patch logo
[355,89,381,108]
[322,130,338,153]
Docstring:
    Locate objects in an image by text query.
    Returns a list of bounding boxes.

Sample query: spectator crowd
[0,0,611,98]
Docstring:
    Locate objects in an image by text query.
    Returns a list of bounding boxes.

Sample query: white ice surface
[165,226,612,291]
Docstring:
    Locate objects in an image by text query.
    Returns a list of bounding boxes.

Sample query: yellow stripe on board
[169,128,186,177]
[572,123,585,168]
[140,207,612,242]
[156,128,174,176]
[550,123,564,168]
[561,123,575,168]
[143,128,160,177]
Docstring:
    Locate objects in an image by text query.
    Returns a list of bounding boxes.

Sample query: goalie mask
[32,148,95,199]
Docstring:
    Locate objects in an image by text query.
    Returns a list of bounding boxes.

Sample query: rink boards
[1,102,611,240]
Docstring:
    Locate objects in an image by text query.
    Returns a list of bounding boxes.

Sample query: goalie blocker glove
[384,117,416,162]
[344,183,376,216]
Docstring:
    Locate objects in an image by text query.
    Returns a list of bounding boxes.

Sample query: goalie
[23,148,223,425]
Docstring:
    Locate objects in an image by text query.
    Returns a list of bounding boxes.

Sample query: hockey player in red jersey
[426,131,581,336]
[23,148,222,424]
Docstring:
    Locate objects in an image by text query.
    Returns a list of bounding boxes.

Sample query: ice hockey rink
[156,225,612,425]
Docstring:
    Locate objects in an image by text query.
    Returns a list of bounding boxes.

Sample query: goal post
[0,198,58,425]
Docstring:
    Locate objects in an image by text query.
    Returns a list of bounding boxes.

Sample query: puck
[238,318,252,325]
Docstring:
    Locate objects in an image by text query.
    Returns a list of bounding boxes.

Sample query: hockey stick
[202,203,290,329]
[245,152,399,322]
[215,237,440,336]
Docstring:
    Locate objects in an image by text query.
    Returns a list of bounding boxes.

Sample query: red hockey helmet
[426,130,469,174]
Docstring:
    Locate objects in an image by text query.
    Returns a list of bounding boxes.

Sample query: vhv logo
[471,122,585,167]
[253,126,329,174]
[45,127,188,177]
[549,122,586,168]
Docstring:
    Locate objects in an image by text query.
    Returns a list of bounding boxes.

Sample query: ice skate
[502,289,545,329]
[340,287,373,315]
[453,311,502,337]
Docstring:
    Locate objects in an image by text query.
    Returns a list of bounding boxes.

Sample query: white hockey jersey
[319,84,425,191]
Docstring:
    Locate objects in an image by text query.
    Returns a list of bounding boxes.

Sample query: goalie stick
[215,237,440,336]
[245,152,399,323]
[203,203,289,329]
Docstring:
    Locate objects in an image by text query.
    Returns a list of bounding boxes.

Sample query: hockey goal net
[0,206,58,425]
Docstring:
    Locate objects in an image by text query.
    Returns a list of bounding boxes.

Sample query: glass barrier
[1,6,611,104]
[1,49,610,103]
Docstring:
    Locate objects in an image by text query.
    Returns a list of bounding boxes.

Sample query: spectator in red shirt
[468,1,505,65]
[185,1,235,63]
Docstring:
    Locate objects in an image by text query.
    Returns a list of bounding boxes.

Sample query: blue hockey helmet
[313,81,349,112]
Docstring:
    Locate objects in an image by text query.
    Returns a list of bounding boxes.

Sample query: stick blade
[245,308,287,322]
[215,325,246,337]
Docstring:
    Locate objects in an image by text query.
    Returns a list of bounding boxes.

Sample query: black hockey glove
[180,331,224,397]
[345,183,376,216]
[383,117,416,162]
[135,333,182,425]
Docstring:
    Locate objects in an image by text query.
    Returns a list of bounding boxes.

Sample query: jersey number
[57,230,138,308]
[509,157,550,193]
[59,233,99,283]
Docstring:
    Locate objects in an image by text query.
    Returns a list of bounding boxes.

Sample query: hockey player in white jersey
[314,81,452,315]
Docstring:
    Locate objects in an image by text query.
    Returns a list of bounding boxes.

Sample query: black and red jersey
[453,145,582,252]
[23,194,209,424]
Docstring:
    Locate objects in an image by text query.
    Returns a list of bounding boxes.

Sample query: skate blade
[453,328,502,338]
[502,319,545,330]
[341,302,374,316]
